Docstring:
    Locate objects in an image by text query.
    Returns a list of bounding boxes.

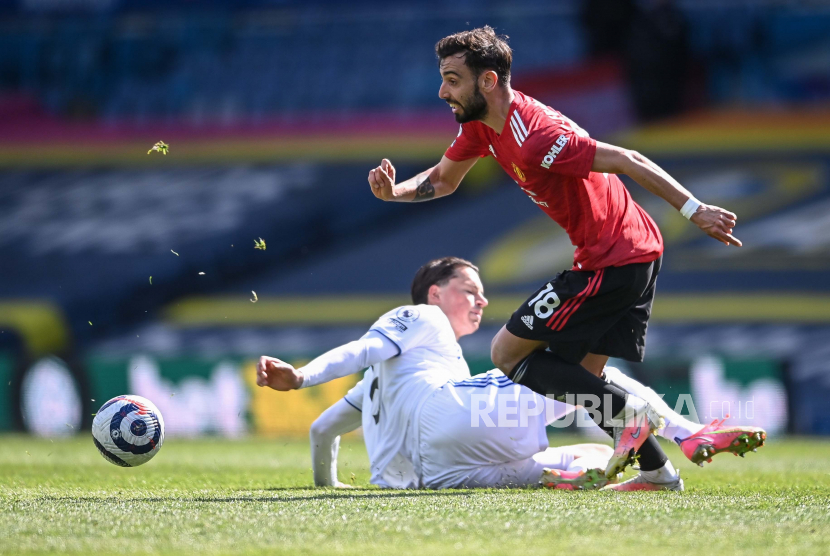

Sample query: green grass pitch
[2,434,829,555]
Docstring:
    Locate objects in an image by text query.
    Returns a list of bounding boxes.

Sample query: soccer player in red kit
[368,27,764,490]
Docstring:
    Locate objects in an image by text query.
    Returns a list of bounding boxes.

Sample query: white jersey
[345,367,581,489]
[343,377,419,488]
[347,304,470,488]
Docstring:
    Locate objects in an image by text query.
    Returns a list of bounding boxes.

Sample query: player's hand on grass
[690,204,742,247]
[368,158,396,201]
[256,356,303,391]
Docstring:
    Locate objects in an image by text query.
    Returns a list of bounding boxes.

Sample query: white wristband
[680,197,701,219]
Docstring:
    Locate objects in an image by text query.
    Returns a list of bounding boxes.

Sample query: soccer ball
[92,395,164,467]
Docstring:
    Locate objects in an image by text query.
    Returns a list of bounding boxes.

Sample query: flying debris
[171,250,179,256]
[198,272,205,275]
[147,141,169,155]
[250,291,258,303]
[254,238,266,250]
[149,276,153,285]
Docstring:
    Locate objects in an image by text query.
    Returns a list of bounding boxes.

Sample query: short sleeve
[522,127,596,179]
[444,123,489,161]
[343,378,365,411]
[369,305,440,355]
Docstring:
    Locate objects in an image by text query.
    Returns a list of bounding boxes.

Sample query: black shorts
[505,256,662,364]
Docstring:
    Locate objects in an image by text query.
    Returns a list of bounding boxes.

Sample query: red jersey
[445,90,663,271]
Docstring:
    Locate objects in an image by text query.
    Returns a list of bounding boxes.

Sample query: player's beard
[453,83,488,124]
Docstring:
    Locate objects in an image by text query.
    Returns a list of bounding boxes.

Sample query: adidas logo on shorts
[521,315,534,330]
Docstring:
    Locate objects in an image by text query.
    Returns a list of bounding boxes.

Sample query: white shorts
[415,372,579,489]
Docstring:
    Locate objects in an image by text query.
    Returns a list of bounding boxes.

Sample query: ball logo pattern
[92,395,165,467]
[130,420,147,436]
[395,307,420,323]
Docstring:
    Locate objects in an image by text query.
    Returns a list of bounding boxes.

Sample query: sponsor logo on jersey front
[540,135,569,169]
[521,315,534,330]
[511,162,526,182]
[395,307,420,322]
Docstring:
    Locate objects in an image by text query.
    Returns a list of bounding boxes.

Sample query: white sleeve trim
[298,330,399,389]
[369,328,402,356]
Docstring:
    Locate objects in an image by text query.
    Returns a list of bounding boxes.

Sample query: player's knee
[491,326,549,378]
[309,417,328,439]
[490,335,515,374]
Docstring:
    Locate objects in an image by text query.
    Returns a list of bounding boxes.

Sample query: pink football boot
[605,399,664,478]
[679,419,767,466]
[601,472,684,492]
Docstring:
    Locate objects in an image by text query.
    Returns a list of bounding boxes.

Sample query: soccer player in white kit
[258,257,607,489]
[309,373,614,489]
[256,257,708,490]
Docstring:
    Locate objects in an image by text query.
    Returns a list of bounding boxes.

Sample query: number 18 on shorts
[505,258,662,364]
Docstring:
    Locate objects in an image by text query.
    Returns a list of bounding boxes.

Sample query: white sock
[641,460,679,484]
[566,455,609,474]
[604,367,704,444]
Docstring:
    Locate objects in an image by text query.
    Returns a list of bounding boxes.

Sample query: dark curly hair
[435,26,512,86]
[411,257,479,305]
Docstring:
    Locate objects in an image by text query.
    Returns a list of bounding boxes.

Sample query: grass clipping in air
[147,141,169,155]
[1,436,830,555]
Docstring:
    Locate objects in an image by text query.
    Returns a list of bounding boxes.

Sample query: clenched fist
[368,158,396,201]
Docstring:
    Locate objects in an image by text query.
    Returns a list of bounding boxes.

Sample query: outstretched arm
[256,330,399,391]
[310,398,363,487]
[592,142,741,247]
[368,156,478,202]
